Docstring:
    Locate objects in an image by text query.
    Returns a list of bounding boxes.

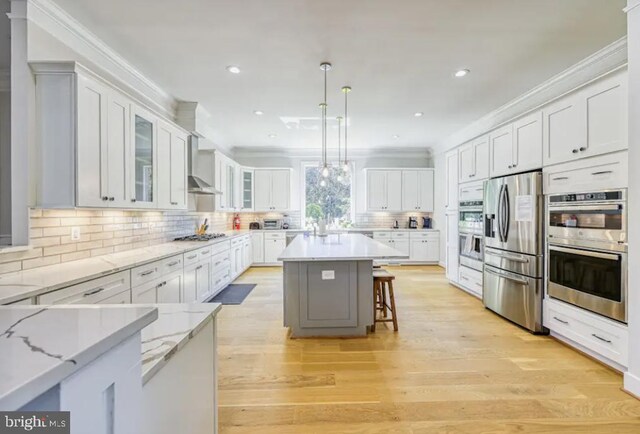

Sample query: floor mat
[206,283,257,305]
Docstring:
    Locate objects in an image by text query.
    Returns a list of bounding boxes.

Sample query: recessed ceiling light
[226,65,241,74]
[392,135,400,139]
[268,133,277,139]
[253,110,264,116]
[454,69,470,77]
[414,112,424,118]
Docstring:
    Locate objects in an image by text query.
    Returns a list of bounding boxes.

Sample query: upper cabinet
[458,135,488,183]
[543,69,627,166]
[401,170,434,212]
[241,168,254,211]
[366,170,402,212]
[444,150,459,211]
[488,111,543,178]
[32,62,189,211]
[254,169,291,212]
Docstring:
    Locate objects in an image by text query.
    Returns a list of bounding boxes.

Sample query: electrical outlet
[70,227,81,241]
[321,270,335,280]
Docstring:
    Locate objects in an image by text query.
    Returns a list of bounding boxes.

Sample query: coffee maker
[408,217,418,229]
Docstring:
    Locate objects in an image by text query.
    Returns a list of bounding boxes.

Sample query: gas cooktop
[174,233,227,241]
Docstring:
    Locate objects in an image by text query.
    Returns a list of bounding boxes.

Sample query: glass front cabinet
[131,106,156,208]
[241,169,254,211]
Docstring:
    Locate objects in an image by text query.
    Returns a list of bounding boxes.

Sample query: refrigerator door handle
[497,185,505,242]
[503,184,510,242]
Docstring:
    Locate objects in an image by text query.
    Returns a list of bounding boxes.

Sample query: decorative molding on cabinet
[438,36,628,153]
[25,0,178,119]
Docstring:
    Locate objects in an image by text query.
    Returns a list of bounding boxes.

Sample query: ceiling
[52,0,627,152]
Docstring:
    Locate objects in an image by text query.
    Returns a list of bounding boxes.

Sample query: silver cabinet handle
[171,202,178,205]
[131,198,137,202]
[553,316,569,325]
[552,176,569,181]
[167,261,180,267]
[460,276,469,281]
[201,250,210,255]
[592,333,612,344]
[140,270,154,276]
[187,255,197,260]
[83,287,105,297]
[102,196,109,201]
[579,147,586,152]
[572,149,579,154]
[591,171,613,176]
[485,268,528,285]
[196,265,203,270]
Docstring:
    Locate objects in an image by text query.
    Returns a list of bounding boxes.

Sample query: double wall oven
[547,190,627,323]
[459,199,483,271]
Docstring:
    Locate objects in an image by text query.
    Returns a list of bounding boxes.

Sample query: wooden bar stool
[371,269,398,332]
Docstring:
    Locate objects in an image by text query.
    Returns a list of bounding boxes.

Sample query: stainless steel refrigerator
[483,171,545,333]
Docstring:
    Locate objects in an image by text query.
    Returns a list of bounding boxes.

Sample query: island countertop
[0,305,158,410]
[278,233,408,262]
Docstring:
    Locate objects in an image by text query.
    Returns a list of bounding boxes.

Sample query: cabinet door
[410,240,428,262]
[131,106,156,208]
[157,272,182,303]
[216,155,228,210]
[445,150,458,210]
[226,163,236,210]
[76,75,109,208]
[458,142,475,182]
[542,93,584,166]
[105,92,130,208]
[271,170,291,211]
[401,170,419,211]
[513,112,543,173]
[265,239,285,264]
[183,265,198,303]
[196,260,212,301]
[241,169,254,211]
[445,213,459,282]
[473,135,490,180]
[170,131,188,209]
[583,72,628,158]
[254,170,272,211]
[156,122,173,209]
[386,171,402,211]
[132,279,159,303]
[417,170,434,212]
[243,240,251,270]
[425,239,440,262]
[252,233,264,263]
[367,170,387,211]
[489,125,514,177]
[394,239,410,257]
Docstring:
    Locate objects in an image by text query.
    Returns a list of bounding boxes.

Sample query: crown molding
[23,0,178,118]
[232,146,433,161]
[436,36,628,153]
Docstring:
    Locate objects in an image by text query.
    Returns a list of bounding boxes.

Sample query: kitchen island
[278,233,407,337]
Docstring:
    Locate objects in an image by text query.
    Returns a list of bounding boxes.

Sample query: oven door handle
[549,204,622,212]
[548,245,620,261]
[485,267,529,285]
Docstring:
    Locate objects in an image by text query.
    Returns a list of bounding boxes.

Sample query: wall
[0,208,229,275]
[432,151,447,265]
[624,0,640,397]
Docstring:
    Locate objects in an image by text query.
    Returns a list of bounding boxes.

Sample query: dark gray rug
[207,284,257,305]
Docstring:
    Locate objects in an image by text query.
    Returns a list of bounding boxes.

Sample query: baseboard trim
[624,372,640,398]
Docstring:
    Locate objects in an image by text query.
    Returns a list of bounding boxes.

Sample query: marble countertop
[0,232,250,305]
[278,233,410,262]
[246,227,439,233]
[0,305,158,410]
[140,303,222,384]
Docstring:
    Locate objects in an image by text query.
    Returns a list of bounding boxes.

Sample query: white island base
[279,234,407,338]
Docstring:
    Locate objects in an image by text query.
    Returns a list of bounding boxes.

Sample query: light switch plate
[321,270,335,280]
[70,227,81,241]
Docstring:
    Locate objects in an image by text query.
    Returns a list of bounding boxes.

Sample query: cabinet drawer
[212,240,231,255]
[409,231,439,240]
[231,237,244,247]
[544,298,628,366]
[373,232,391,239]
[391,232,409,239]
[183,250,200,267]
[161,255,183,275]
[131,261,163,287]
[39,271,131,305]
[459,180,485,201]
[458,266,482,296]
[544,151,627,194]
[212,267,231,292]
[212,250,230,271]
[131,278,162,303]
[264,232,285,240]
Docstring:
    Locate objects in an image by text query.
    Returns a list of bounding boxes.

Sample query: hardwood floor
[217,265,640,433]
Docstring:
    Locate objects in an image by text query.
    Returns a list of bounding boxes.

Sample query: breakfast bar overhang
[278,233,408,337]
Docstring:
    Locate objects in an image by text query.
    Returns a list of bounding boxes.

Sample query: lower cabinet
[195,259,213,302]
[252,232,264,263]
[157,271,182,303]
[373,231,440,264]
[264,232,286,264]
[445,213,459,283]
[132,279,161,303]
[458,266,483,298]
[38,271,131,305]
[182,263,198,303]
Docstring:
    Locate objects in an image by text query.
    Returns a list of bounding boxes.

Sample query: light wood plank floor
[218,265,640,433]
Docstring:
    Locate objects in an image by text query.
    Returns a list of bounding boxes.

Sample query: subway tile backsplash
[0,208,229,275]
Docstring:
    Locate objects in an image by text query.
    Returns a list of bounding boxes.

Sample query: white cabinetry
[38,271,131,305]
[131,255,183,303]
[444,150,459,211]
[458,135,489,183]
[401,170,434,212]
[157,122,187,210]
[445,213,459,283]
[408,232,439,263]
[254,170,291,211]
[241,169,254,211]
[252,232,264,263]
[366,170,402,211]
[489,112,543,178]
[543,151,628,195]
[543,70,627,166]
[264,232,286,264]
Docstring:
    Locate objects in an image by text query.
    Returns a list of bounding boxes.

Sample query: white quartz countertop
[0,305,158,410]
[278,233,409,261]
[140,303,222,384]
[0,231,251,305]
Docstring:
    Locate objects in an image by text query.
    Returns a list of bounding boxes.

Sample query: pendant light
[341,86,351,173]
[336,116,343,182]
[320,62,331,178]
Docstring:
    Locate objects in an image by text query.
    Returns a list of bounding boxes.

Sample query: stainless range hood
[188,136,221,195]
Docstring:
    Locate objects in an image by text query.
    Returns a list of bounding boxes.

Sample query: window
[303,163,353,228]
